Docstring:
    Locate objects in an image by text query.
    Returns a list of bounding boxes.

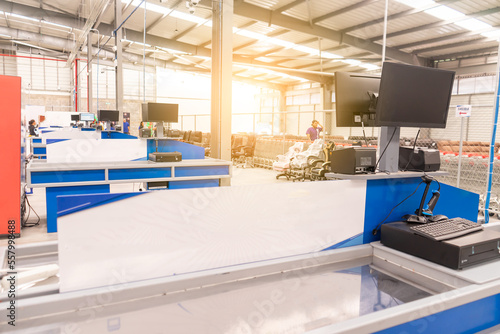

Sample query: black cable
[361,121,369,147]
[375,127,398,172]
[23,195,40,228]
[402,129,421,171]
[371,181,424,235]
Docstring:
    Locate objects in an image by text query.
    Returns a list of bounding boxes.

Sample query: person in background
[28,119,38,136]
[306,120,323,141]
[109,122,116,131]
[123,118,130,135]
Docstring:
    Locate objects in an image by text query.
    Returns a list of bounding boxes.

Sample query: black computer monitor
[142,103,179,123]
[79,113,95,122]
[97,110,119,122]
[71,114,80,121]
[375,62,455,128]
[334,72,380,127]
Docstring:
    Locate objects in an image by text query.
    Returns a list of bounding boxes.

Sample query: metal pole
[484,41,500,223]
[457,117,464,188]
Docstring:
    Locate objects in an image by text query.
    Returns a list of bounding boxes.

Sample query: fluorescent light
[395,0,435,9]
[455,18,491,31]
[7,13,40,22]
[267,37,295,49]
[42,21,72,30]
[342,59,361,66]
[481,29,500,38]
[424,5,464,20]
[322,52,343,59]
[359,63,380,71]
[125,0,171,15]
[169,10,206,25]
[235,29,267,40]
[292,45,319,55]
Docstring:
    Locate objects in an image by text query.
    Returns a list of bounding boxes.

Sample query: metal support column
[115,0,124,128]
[75,55,82,113]
[211,0,233,182]
[87,32,94,114]
[378,126,401,173]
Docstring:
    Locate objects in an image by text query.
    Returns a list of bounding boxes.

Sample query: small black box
[399,146,440,172]
[149,152,182,162]
[381,221,500,269]
[329,147,376,174]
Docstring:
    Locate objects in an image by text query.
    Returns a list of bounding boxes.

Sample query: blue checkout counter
[26,159,231,232]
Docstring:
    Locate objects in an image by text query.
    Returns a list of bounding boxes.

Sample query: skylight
[118,0,382,73]
[424,5,464,20]
[454,18,491,31]
[481,29,500,39]
[395,0,436,9]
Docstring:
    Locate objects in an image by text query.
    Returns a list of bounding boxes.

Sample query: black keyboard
[410,218,483,241]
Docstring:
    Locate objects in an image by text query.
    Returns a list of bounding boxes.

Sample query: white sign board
[456,105,472,117]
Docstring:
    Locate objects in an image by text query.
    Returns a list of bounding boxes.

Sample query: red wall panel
[0,75,21,234]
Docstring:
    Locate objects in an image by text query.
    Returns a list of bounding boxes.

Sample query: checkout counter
[1,177,499,333]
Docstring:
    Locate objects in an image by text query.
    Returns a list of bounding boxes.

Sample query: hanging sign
[456,105,472,117]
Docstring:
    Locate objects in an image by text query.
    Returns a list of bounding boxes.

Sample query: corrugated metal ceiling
[0,0,497,85]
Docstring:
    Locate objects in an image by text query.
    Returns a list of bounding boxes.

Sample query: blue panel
[169,179,219,189]
[376,294,500,334]
[81,128,96,131]
[46,185,109,233]
[101,131,137,139]
[46,139,69,144]
[322,233,363,250]
[32,138,42,143]
[57,192,145,217]
[108,167,171,180]
[33,147,46,154]
[175,166,229,177]
[363,178,479,244]
[31,169,105,184]
[147,139,205,159]
[40,130,55,134]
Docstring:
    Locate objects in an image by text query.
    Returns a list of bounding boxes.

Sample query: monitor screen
[70,114,80,121]
[375,62,455,128]
[334,72,380,127]
[79,113,94,121]
[98,110,119,122]
[142,103,179,123]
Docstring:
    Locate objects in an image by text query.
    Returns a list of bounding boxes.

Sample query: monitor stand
[156,122,164,138]
[377,126,400,173]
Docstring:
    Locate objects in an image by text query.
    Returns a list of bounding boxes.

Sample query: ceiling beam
[145,0,182,33]
[274,0,306,14]
[66,0,109,65]
[233,0,425,65]
[233,54,333,84]
[432,46,498,60]
[340,0,460,34]
[415,38,493,54]
[370,6,500,41]
[174,16,212,41]
[232,28,289,52]
[312,0,380,25]
[395,31,485,50]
